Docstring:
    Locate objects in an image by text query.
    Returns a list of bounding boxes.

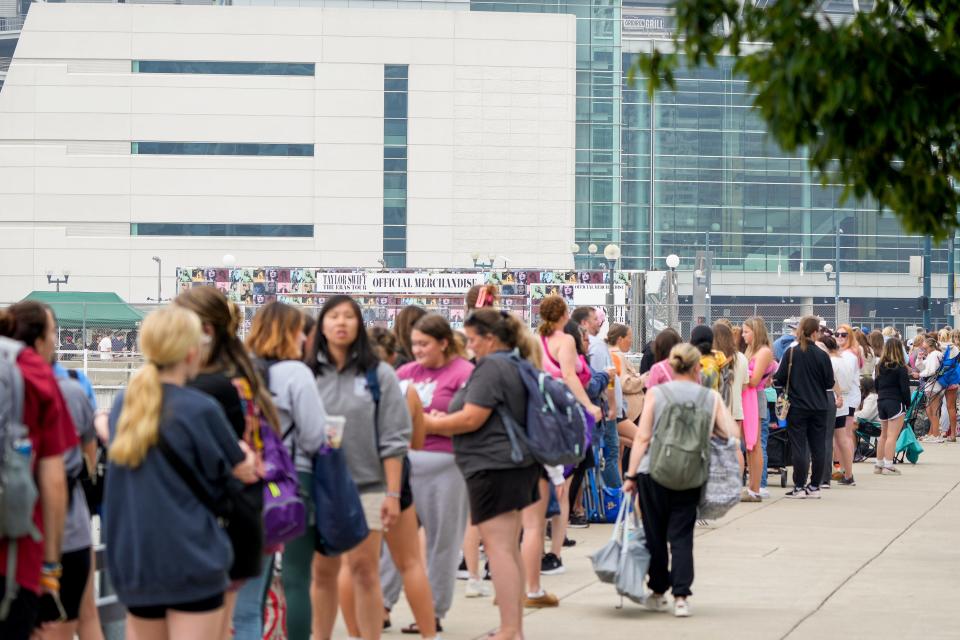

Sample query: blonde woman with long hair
[104,306,257,640]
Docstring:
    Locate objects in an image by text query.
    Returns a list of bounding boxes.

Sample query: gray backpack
[0,336,41,620]
[648,383,714,491]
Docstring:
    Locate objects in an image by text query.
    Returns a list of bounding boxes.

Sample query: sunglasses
[836,332,848,337]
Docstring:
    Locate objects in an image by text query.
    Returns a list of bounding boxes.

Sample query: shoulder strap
[0,336,25,432]
[157,432,219,516]
[785,346,794,394]
[541,335,562,369]
[366,366,382,444]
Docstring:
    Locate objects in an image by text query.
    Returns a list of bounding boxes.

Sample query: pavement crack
[779,477,960,640]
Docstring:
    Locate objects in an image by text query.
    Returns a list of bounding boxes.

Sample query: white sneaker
[674,598,691,617]
[465,578,491,598]
[645,593,670,612]
[758,487,771,499]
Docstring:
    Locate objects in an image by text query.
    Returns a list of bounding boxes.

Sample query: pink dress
[742,358,778,451]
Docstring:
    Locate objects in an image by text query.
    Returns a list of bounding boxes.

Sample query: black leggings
[787,408,827,489]
[568,453,594,513]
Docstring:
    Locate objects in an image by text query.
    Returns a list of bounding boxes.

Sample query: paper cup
[326,415,346,449]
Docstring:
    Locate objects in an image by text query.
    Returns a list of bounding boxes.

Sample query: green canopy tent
[21,291,146,330]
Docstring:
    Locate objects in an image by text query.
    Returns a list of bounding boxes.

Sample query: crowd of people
[1,285,953,640]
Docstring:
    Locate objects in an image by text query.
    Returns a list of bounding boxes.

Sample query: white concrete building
[0,3,576,302]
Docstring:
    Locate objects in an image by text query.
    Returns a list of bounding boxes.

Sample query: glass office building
[473,0,952,286]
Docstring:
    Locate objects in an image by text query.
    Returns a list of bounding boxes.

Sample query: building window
[130,223,313,237]
[132,61,315,76]
[131,142,314,157]
[384,64,409,268]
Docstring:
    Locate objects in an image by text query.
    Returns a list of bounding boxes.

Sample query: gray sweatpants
[380,450,469,619]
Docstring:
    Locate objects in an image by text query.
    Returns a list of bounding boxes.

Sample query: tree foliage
[630,0,960,240]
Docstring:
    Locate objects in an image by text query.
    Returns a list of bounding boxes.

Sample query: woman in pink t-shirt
[387,314,475,627]
[644,328,682,390]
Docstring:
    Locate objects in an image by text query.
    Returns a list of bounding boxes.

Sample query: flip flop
[401,618,443,635]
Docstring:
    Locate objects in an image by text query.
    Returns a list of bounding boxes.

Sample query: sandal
[383,607,391,630]
[401,618,443,635]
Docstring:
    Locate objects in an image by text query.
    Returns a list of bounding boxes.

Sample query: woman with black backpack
[425,309,542,640]
[174,287,280,640]
[622,343,736,618]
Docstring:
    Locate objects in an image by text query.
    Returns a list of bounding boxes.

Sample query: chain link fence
[3,300,950,410]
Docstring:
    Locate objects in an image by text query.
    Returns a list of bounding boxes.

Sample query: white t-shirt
[831,354,857,417]
[841,350,861,409]
[99,336,113,360]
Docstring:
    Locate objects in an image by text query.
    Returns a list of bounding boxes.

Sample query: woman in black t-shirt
[175,287,281,640]
[426,309,539,640]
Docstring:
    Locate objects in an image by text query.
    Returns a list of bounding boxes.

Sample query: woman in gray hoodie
[307,295,413,640]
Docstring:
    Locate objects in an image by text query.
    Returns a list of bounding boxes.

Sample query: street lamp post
[46,272,70,292]
[824,226,841,324]
[603,243,621,322]
[471,252,495,270]
[666,253,680,330]
[152,256,162,303]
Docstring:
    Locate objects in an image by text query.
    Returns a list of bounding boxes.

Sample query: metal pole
[156,258,162,303]
[606,260,615,322]
[923,235,932,329]
[705,230,712,325]
[948,232,956,328]
[835,220,841,325]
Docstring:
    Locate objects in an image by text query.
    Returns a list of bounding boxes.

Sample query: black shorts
[878,399,906,421]
[0,580,38,640]
[466,465,541,526]
[127,593,224,620]
[835,415,848,429]
[848,407,855,417]
[60,548,92,621]
[400,456,413,512]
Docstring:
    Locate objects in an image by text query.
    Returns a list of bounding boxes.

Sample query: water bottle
[14,437,32,458]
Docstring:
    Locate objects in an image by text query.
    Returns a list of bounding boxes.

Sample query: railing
[0,15,24,33]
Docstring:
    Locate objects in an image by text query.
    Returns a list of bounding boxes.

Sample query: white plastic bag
[614,501,650,604]
[590,499,629,584]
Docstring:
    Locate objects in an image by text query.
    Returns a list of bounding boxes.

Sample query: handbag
[698,436,741,520]
[157,432,265,580]
[312,447,370,556]
[775,347,793,422]
[615,500,650,606]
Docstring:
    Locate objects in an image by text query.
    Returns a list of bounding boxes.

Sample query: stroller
[765,424,791,488]
[904,379,932,440]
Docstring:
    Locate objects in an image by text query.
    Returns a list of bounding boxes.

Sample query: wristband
[385,491,401,499]
[623,473,639,483]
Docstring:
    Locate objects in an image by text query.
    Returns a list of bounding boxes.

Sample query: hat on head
[786,319,799,330]
[690,324,713,348]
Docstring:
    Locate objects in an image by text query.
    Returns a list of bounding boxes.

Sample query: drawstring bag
[614,500,650,606]
[698,435,741,520]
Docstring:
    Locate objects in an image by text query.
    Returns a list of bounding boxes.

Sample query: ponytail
[110,306,201,468]
[797,316,820,352]
[109,363,163,468]
[466,309,541,368]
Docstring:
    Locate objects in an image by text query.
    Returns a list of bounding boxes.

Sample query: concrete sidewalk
[379,443,960,640]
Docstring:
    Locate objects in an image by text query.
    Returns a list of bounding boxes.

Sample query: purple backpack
[254,360,307,548]
[261,423,305,547]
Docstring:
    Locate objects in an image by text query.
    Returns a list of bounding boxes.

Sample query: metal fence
[5,299,943,411]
